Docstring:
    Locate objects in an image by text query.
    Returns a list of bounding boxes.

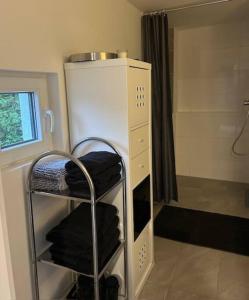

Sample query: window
[0,92,41,150]
[0,72,53,166]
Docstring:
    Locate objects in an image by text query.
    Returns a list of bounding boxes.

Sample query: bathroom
[1,0,249,300]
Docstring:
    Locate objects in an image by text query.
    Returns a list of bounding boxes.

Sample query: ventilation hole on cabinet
[138,243,148,272]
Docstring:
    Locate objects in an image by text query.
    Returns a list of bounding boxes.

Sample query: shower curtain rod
[143,0,232,15]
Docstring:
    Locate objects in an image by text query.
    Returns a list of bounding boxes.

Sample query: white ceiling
[128,0,224,12]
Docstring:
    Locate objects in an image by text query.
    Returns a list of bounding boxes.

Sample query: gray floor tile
[217,252,249,300]
[139,281,168,300]
[146,259,176,288]
[169,244,221,298]
[166,288,215,300]
[172,176,249,218]
[154,237,183,263]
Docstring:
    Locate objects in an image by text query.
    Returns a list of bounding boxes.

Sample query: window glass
[0,92,41,149]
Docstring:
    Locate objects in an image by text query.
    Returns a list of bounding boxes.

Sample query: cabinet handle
[139,164,145,169]
[138,138,144,143]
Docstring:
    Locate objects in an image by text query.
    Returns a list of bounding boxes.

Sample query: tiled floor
[139,176,249,300]
[171,176,249,219]
[139,236,249,300]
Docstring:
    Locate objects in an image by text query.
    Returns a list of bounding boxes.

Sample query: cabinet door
[128,67,150,128]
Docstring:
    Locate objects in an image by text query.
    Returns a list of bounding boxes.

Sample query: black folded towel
[47,216,119,251]
[50,228,120,261]
[66,276,106,300]
[68,174,121,199]
[48,216,119,251]
[51,240,121,274]
[65,151,121,176]
[77,275,106,300]
[65,164,121,189]
[104,276,120,300]
[46,203,118,247]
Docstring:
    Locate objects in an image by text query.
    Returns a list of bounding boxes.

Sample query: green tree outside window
[0,93,23,148]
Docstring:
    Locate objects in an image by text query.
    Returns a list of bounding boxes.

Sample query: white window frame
[0,73,53,167]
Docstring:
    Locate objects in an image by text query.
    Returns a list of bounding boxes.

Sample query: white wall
[174,21,249,183]
[0,174,15,300]
[0,218,11,298]
[0,1,142,299]
[1,0,142,71]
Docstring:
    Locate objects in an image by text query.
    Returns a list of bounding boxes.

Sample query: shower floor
[169,176,249,219]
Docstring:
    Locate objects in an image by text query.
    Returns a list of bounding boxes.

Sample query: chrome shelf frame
[26,137,127,300]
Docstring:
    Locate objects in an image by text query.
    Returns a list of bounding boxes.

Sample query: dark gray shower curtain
[142,14,178,203]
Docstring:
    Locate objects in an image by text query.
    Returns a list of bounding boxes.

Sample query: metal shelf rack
[27,137,127,300]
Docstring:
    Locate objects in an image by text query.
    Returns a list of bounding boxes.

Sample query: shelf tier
[31,177,125,203]
[37,240,125,279]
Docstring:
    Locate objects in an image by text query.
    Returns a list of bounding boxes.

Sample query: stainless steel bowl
[69,52,118,62]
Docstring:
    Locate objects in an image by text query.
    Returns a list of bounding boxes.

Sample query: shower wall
[173,21,249,183]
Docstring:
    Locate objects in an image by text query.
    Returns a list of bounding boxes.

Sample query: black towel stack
[65,151,122,198]
[46,202,120,274]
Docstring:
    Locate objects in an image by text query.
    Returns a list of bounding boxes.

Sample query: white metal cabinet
[64,58,153,300]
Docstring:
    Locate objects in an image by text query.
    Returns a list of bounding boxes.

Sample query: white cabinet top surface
[64,58,151,70]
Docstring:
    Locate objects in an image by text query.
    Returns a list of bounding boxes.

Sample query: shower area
[171,20,249,219]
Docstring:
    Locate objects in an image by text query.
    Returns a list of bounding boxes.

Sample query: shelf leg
[91,200,100,300]
[27,191,40,300]
[122,175,128,299]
